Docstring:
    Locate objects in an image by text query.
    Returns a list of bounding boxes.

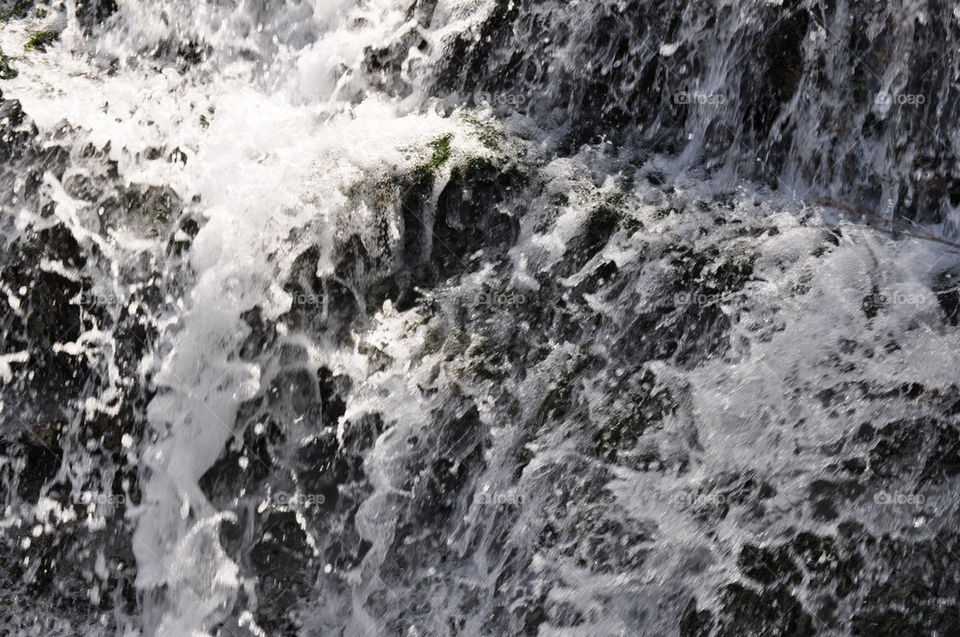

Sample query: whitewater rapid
[1,0,960,635]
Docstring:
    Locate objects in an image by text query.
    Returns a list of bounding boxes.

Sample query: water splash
[1,0,959,635]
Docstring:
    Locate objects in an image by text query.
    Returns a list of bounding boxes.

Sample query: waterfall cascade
[1,0,959,635]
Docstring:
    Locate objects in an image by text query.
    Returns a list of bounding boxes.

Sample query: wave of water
[1,1,959,635]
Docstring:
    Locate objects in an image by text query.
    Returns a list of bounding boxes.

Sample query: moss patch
[426,133,453,169]
[460,114,506,151]
[463,155,495,174]
[25,30,59,52]
[387,133,455,196]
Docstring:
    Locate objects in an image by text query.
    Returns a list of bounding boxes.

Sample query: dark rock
[713,583,816,637]
[75,0,117,30]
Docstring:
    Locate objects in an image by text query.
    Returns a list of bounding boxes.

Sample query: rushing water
[2,0,960,635]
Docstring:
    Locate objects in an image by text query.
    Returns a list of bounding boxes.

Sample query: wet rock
[850,530,960,635]
[742,3,808,137]
[593,369,675,461]
[75,0,117,30]
[933,269,960,326]
[100,183,182,237]
[708,584,817,637]
[247,511,313,634]
[398,403,488,532]
[364,27,428,97]
[152,38,211,70]
[198,426,273,508]
[868,416,960,485]
[0,93,157,632]
[0,224,90,429]
[281,245,360,343]
[0,48,16,79]
[0,98,32,166]
[432,156,524,279]
[739,544,802,587]
[563,197,623,272]
[432,0,960,220]
[0,0,33,21]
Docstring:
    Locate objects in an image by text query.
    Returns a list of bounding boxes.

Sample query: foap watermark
[474,491,523,507]
[271,491,326,508]
[673,91,726,106]
[635,488,731,508]
[476,291,527,307]
[72,492,126,508]
[673,491,730,507]
[874,91,925,107]
[873,491,926,506]
[475,91,527,108]
[862,290,928,307]
[289,291,323,306]
[673,291,732,307]
[75,291,127,308]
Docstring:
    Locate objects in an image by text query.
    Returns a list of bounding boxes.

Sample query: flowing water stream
[2,0,960,635]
